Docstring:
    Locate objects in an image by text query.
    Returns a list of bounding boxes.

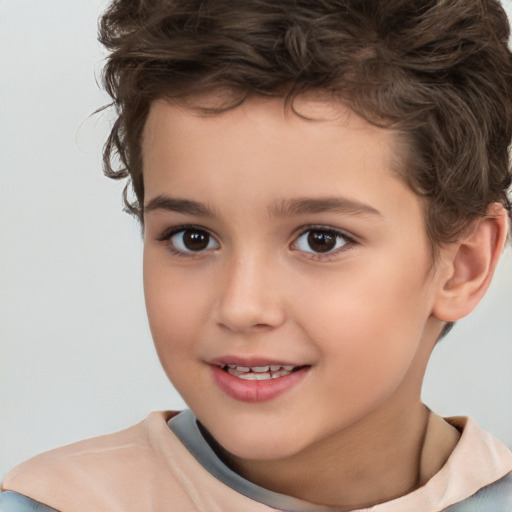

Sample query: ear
[432,203,509,323]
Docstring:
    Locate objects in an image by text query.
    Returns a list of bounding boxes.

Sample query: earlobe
[432,204,509,323]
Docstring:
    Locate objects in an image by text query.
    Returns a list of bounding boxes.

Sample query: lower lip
[210,365,309,403]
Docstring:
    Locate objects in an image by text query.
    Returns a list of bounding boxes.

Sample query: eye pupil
[307,231,336,253]
[183,230,209,251]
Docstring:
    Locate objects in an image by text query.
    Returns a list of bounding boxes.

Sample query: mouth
[220,363,305,381]
[210,359,310,402]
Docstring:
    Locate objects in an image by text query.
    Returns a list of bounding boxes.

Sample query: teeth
[222,364,297,373]
[251,366,270,373]
[239,372,262,380]
[238,372,273,380]
[237,372,258,380]
[225,365,299,380]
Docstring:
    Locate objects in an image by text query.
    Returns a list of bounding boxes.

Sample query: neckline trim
[168,409,335,511]
[167,410,512,512]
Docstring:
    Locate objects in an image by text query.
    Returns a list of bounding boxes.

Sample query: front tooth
[254,372,271,380]
[235,366,251,372]
[251,366,270,373]
[238,372,258,380]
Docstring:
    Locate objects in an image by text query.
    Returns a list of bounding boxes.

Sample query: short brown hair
[99,0,512,247]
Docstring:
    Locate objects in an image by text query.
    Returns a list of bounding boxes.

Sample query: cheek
[143,253,208,369]
[293,260,431,393]
[296,261,428,340]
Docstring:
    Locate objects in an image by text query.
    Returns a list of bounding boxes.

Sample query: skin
[141,96,505,509]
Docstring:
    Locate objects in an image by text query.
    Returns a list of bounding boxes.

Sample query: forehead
[141,95,401,201]
[143,93,392,145]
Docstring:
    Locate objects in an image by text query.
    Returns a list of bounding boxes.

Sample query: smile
[211,361,310,402]
[221,364,299,380]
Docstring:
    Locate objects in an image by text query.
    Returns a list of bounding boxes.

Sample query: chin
[206,420,310,462]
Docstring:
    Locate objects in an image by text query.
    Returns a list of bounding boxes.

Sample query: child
[2,0,512,510]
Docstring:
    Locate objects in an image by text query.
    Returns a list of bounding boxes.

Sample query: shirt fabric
[1,410,511,512]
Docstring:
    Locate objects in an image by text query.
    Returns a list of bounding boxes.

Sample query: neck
[213,399,459,510]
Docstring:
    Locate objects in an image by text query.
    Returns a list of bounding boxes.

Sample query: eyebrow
[268,197,382,218]
[144,195,217,217]
[144,194,381,218]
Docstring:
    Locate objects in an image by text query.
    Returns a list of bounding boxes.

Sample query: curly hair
[98,0,512,249]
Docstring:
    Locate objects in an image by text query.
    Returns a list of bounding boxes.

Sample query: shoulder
[2,411,172,484]
[0,491,58,512]
[1,412,185,512]
[444,470,512,511]
[1,411,268,512]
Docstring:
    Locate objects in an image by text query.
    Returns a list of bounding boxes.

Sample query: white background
[1,0,511,478]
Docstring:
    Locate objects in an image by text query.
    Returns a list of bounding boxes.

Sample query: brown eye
[169,228,219,253]
[183,230,209,250]
[295,228,350,255]
[307,231,337,253]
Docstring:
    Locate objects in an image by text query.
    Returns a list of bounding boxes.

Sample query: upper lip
[209,356,305,368]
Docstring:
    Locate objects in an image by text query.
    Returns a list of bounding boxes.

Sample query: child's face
[142,96,446,460]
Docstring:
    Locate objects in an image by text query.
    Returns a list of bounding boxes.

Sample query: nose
[214,253,286,334]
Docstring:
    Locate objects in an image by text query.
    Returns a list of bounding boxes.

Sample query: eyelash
[156,225,218,259]
[292,225,355,261]
[156,224,356,260]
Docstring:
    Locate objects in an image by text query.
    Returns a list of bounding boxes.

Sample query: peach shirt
[2,411,512,512]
